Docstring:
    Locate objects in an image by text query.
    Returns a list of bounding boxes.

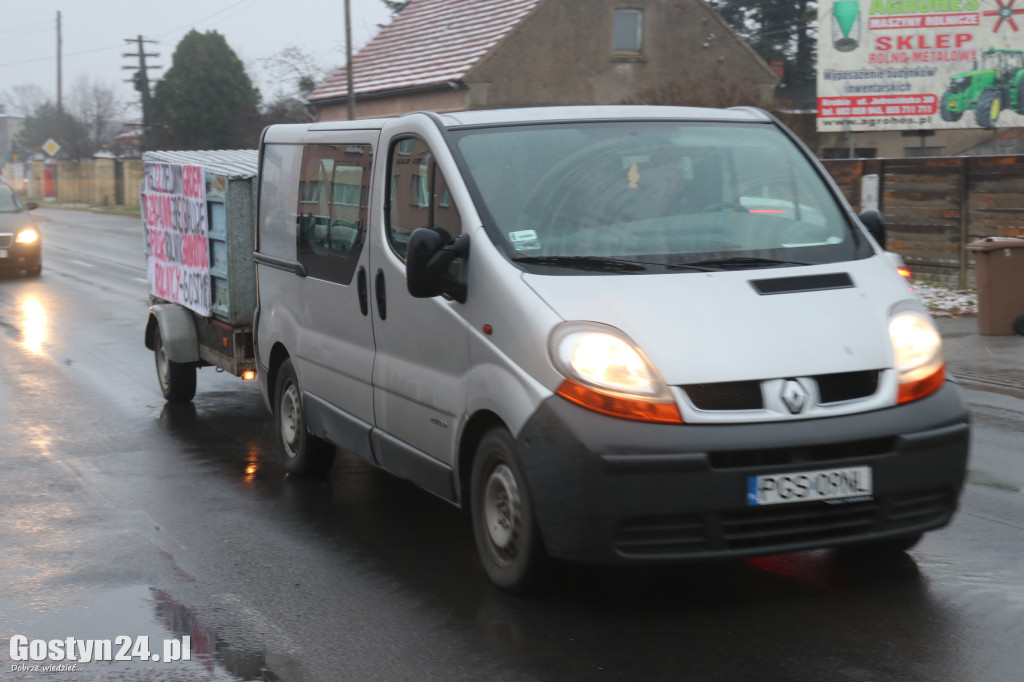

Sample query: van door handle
[375,269,387,320]
[357,266,368,316]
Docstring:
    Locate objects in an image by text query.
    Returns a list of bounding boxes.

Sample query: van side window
[296,143,373,284]
[386,137,462,260]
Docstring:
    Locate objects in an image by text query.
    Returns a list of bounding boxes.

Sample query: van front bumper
[516,381,970,564]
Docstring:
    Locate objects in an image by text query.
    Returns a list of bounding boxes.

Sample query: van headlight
[549,322,682,423]
[888,310,945,403]
[15,228,39,244]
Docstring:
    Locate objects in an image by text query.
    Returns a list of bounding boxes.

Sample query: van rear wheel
[470,428,546,593]
[274,359,335,477]
[153,326,196,403]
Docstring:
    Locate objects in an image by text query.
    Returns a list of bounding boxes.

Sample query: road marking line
[72,260,95,268]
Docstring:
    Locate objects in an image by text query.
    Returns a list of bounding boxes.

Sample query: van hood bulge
[523,260,908,386]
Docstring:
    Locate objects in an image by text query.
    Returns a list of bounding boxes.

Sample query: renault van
[253,106,969,591]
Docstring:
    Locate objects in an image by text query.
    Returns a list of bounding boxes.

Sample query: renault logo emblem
[781,380,808,414]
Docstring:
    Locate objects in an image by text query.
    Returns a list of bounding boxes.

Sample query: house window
[613,9,642,52]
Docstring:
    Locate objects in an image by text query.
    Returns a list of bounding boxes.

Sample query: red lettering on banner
[182,166,203,199]
[153,261,181,300]
[181,234,209,269]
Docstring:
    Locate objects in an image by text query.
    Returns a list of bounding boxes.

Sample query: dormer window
[613,9,643,52]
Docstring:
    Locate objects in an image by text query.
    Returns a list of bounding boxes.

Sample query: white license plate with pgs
[747,466,873,506]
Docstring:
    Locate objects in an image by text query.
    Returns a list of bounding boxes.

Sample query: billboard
[817,0,1024,131]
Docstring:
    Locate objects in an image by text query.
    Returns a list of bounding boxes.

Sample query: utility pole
[56,11,62,115]
[123,36,160,149]
[345,0,356,120]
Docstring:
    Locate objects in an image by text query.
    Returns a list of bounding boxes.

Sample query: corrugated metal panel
[142,149,258,179]
[308,0,544,101]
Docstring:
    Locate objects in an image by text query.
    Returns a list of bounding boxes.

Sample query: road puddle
[1,585,305,680]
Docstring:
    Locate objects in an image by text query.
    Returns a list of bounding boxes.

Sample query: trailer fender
[145,304,200,364]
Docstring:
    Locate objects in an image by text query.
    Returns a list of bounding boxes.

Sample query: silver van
[254,106,969,591]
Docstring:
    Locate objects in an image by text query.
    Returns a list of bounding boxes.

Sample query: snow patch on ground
[912,282,978,318]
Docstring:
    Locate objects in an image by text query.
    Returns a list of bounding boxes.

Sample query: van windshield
[450,121,867,272]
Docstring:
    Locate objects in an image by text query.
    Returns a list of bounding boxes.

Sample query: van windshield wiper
[510,255,648,272]
[511,255,714,273]
[682,256,810,270]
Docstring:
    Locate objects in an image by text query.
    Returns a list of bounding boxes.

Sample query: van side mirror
[859,209,887,249]
[406,227,470,303]
[25,201,39,211]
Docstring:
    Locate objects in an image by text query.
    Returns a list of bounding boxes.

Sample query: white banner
[817,0,1024,131]
[143,162,211,317]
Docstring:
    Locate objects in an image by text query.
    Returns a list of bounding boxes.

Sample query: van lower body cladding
[516,382,970,564]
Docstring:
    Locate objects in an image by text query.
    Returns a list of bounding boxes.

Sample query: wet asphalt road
[0,208,1022,681]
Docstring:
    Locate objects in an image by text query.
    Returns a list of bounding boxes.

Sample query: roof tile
[308,0,544,101]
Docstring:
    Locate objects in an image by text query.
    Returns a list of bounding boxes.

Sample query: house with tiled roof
[308,0,779,120]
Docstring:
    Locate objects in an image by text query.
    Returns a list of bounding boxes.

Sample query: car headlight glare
[550,323,681,423]
[15,228,39,244]
[889,310,945,403]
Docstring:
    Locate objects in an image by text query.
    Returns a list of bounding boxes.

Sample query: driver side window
[386,137,462,260]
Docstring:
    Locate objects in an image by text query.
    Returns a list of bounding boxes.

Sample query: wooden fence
[822,156,1024,289]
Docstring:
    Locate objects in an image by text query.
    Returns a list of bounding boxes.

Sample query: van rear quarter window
[258,143,303,259]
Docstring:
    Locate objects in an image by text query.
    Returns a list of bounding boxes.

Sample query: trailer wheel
[1012,314,1024,336]
[470,428,546,593]
[154,325,196,403]
[274,359,335,477]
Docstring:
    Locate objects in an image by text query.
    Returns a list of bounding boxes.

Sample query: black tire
[153,325,196,403]
[470,428,546,593]
[274,358,335,477]
[939,90,963,122]
[975,88,1001,128]
[1012,314,1024,336]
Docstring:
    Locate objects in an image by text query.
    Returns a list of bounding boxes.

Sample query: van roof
[265,105,771,143]
[432,105,771,127]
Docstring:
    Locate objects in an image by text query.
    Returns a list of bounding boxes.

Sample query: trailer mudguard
[144,304,201,364]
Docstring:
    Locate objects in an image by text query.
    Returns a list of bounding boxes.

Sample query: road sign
[42,139,61,156]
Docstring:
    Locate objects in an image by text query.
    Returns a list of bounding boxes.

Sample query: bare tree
[256,45,329,125]
[1,84,51,117]
[66,76,129,154]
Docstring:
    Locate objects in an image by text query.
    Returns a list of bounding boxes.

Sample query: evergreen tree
[151,30,262,150]
[708,0,816,86]
[381,0,411,16]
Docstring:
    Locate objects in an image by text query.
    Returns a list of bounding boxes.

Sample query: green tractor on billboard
[940,47,1024,128]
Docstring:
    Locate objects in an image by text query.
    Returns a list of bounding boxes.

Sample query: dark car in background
[0,182,41,277]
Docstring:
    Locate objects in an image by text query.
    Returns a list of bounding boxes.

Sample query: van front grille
[682,381,763,410]
[613,489,954,557]
[816,370,880,403]
[679,370,882,412]
[0,234,12,249]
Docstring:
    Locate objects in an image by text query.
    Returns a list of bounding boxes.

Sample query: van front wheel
[470,428,546,593]
[274,359,335,477]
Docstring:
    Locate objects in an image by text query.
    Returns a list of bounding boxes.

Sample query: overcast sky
[0,0,393,116]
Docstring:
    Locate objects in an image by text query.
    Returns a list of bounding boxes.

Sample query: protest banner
[143,162,211,317]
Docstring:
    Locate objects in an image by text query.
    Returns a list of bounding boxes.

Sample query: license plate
[747,466,872,506]
[0,249,6,258]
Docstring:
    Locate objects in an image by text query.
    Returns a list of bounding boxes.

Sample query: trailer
[141,149,259,402]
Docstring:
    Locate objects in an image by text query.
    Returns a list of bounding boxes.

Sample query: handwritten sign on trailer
[143,162,211,317]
